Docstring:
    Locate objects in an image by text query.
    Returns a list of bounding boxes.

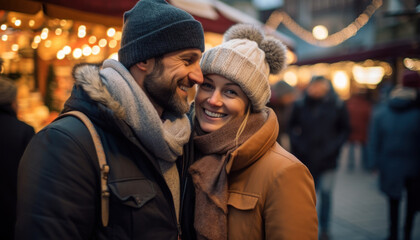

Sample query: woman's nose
[207,91,223,107]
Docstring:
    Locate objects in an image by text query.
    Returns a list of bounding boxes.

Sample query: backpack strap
[57,110,110,227]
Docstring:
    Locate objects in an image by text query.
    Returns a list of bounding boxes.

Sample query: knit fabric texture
[200,39,270,112]
[200,24,287,112]
[118,0,205,69]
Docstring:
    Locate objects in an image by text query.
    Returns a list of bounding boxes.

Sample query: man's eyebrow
[179,52,201,58]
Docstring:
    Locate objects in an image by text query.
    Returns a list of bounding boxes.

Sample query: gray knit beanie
[118,0,205,69]
[0,76,17,105]
[200,24,287,112]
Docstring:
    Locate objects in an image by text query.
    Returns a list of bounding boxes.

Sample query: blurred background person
[368,70,420,240]
[0,76,35,240]
[267,80,297,151]
[288,75,350,240]
[345,89,372,172]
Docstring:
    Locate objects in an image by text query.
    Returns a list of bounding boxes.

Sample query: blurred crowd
[268,70,420,240]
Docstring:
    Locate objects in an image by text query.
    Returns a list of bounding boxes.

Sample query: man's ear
[135,59,155,74]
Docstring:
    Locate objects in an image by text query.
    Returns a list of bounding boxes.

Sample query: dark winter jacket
[0,105,34,240]
[15,65,190,240]
[288,87,350,179]
[368,87,420,199]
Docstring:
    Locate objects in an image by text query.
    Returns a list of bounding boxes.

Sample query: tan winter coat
[225,108,318,239]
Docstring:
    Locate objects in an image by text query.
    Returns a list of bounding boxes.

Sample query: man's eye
[183,59,193,65]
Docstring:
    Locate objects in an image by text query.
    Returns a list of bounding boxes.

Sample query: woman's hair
[235,104,251,147]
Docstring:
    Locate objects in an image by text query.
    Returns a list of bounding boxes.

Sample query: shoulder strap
[57,111,110,227]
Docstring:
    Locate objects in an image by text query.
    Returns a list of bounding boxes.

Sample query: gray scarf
[99,59,191,221]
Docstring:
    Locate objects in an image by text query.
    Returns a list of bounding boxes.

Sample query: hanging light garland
[265,0,383,47]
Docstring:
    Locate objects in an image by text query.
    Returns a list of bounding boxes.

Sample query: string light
[2,12,122,61]
[73,48,82,59]
[14,19,22,27]
[63,46,72,55]
[106,27,116,37]
[88,36,97,44]
[92,45,101,55]
[34,35,41,44]
[98,38,107,47]
[109,39,117,48]
[55,28,62,35]
[11,44,19,51]
[57,50,66,60]
[265,0,383,47]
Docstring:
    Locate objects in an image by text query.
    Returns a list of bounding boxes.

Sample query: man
[15,0,205,239]
[368,70,420,240]
[288,76,350,240]
[267,80,296,150]
[0,77,35,240]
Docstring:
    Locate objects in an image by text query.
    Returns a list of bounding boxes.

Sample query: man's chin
[166,100,189,117]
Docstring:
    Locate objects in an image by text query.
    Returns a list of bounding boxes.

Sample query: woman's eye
[225,89,238,96]
[200,82,213,90]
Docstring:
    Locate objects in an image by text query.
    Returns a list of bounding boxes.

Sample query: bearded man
[15,0,205,239]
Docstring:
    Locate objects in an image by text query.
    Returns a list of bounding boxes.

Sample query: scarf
[189,111,266,240]
[99,59,191,221]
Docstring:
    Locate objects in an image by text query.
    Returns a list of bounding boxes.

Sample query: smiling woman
[195,74,249,133]
[183,23,318,240]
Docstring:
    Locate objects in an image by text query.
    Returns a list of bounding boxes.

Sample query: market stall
[0,0,295,131]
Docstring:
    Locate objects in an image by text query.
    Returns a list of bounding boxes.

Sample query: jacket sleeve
[15,122,100,240]
[264,162,318,239]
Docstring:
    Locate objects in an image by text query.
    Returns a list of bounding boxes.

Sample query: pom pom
[223,24,264,44]
[260,37,287,74]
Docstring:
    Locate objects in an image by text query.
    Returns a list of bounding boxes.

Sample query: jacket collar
[226,108,278,173]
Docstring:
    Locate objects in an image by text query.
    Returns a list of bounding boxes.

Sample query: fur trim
[260,37,287,74]
[223,23,264,44]
[72,64,126,118]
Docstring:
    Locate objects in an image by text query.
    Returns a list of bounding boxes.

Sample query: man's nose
[188,63,204,85]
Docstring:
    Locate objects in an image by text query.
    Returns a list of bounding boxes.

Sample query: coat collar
[226,108,278,173]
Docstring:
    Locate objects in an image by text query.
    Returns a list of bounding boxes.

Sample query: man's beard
[144,62,190,116]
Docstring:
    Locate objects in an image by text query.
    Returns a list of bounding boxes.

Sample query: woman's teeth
[204,109,226,118]
[179,86,188,92]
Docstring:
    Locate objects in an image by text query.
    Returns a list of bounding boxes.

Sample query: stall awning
[295,40,420,66]
[0,0,295,48]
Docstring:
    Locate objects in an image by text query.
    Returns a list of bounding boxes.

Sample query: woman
[184,24,318,240]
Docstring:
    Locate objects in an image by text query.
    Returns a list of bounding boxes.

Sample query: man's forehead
[165,49,202,58]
